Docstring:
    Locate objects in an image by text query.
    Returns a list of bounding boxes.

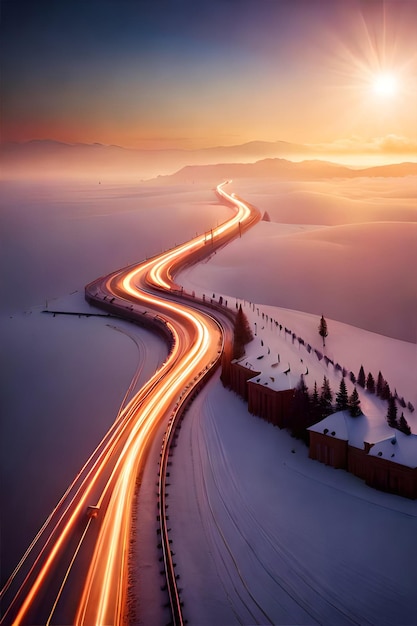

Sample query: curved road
[0,182,260,626]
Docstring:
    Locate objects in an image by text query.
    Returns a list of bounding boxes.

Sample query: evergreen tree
[398,396,406,408]
[366,372,375,394]
[292,375,310,421]
[320,376,333,417]
[335,378,349,411]
[297,374,308,395]
[381,381,391,401]
[289,376,316,442]
[348,387,362,417]
[376,371,385,397]
[318,315,328,347]
[233,305,253,359]
[386,395,398,428]
[310,381,320,411]
[357,365,366,388]
[398,413,411,435]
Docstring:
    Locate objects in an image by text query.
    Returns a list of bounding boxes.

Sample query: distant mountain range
[0,139,313,180]
[1,139,416,181]
[157,158,417,184]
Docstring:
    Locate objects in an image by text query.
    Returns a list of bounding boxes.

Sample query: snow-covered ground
[1,177,416,624]
[168,371,417,626]
[168,287,416,624]
[179,178,417,343]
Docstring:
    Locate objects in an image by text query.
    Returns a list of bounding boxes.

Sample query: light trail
[1,181,260,626]
[76,285,213,625]
[45,520,92,626]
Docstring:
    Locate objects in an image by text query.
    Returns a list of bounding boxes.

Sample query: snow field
[169,373,417,625]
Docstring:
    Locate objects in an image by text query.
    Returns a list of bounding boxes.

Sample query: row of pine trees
[355,365,413,434]
[233,307,413,440]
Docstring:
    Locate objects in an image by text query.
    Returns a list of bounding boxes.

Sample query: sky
[1,0,417,152]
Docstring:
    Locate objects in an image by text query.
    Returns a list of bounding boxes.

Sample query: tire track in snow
[191,392,272,625]
[196,379,366,625]
[199,390,312,625]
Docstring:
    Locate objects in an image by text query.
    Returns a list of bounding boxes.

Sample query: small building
[367,433,417,499]
[308,412,349,469]
[308,412,417,499]
[229,360,260,401]
[247,373,294,428]
[228,355,296,428]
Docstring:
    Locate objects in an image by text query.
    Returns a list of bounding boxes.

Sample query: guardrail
[157,315,224,626]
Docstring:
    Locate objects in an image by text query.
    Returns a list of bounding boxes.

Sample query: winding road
[0,182,260,626]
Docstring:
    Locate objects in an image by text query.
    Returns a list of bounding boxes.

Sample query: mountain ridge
[155,158,417,183]
[1,139,416,181]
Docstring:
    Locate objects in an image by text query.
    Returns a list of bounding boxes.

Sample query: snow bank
[169,373,417,626]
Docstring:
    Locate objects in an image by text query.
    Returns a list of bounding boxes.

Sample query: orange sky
[1,0,416,154]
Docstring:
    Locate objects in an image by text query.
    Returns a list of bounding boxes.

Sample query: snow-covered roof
[237,349,304,392]
[369,432,417,469]
[247,371,294,392]
[308,411,395,451]
[308,411,349,441]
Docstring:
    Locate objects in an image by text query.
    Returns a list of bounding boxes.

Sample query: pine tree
[381,381,391,401]
[366,372,375,394]
[335,378,349,411]
[289,375,314,441]
[292,375,310,421]
[318,315,328,347]
[357,365,366,388]
[386,395,398,428]
[398,413,411,435]
[233,304,253,359]
[376,371,385,397]
[320,376,333,416]
[297,374,308,395]
[310,381,320,410]
[348,387,362,417]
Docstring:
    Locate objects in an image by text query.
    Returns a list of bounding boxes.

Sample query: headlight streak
[76,184,240,625]
[45,520,93,626]
[5,362,179,625]
[77,278,212,625]
[3,182,257,626]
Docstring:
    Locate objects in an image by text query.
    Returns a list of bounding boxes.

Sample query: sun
[372,73,398,97]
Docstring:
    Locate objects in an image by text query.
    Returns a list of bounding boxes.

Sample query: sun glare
[372,73,398,97]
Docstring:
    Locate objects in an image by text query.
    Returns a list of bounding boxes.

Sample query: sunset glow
[0,0,416,160]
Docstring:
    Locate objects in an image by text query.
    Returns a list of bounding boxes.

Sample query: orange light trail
[2,181,258,626]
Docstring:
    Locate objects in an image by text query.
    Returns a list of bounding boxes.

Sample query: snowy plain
[1,176,416,624]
